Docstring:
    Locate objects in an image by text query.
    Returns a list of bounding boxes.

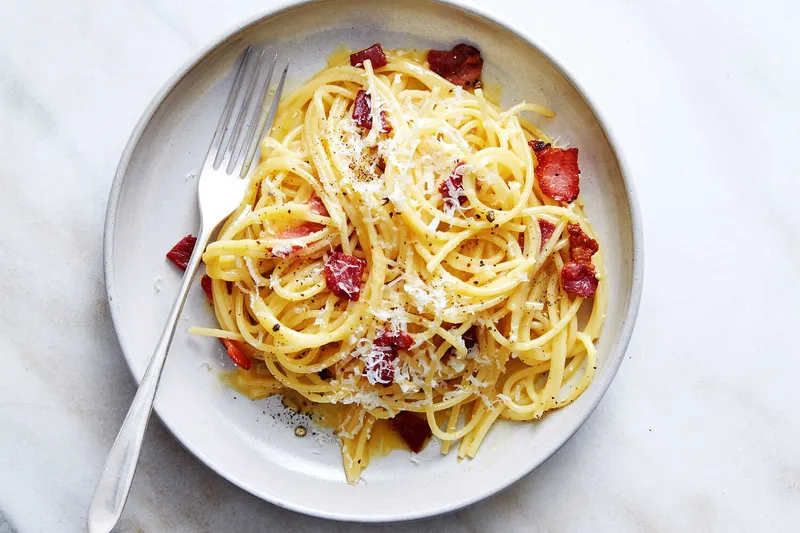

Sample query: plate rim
[103,0,644,522]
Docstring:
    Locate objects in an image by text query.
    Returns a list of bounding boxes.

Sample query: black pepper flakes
[486,211,495,223]
[272,324,281,332]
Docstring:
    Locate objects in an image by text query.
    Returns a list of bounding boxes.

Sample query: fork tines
[206,47,289,179]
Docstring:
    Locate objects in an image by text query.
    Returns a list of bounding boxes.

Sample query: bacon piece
[274,223,322,239]
[519,218,557,252]
[199,275,252,368]
[561,223,599,297]
[439,162,466,209]
[352,90,391,132]
[390,412,432,453]
[427,44,483,88]
[271,193,330,256]
[529,140,549,153]
[350,43,387,69]
[353,90,373,129]
[220,338,251,370]
[462,325,478,351]
[566,223,598,265]
[308,191,329,216]
[374,329,414,351]
[166,235,196,270]
[272,222,325,257]
[560,262,598,298]
[538,219,556,250]
[324,252,367,301]
[366,346,398,385]
[529,140,580,203]
[444,326,476,361]
[200,274,213,303]
[365,329,414,385]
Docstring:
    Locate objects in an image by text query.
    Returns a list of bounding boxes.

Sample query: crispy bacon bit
[567,223,599,265]
[365,329,414,385]
[439,162,466,209]
[427,43,483,88]
[530,140,549,153]
[519,218,557,252]
[539,219,556,250]
[390,412,432,453]
[529,140,580,203]
[560,262,598,298]
[366,346,398,385]
[220,338,251,370]
[374,329,414,351]
[166,235,196,270]
[308,191,329,216]
[561,223,599,297]
[352,90,391,132]
[463,326,478,350]
[353,90,373,129]
[350,43,388,69]
[324,252,367,301]
[200,274,213,303]
[198,276,251,368]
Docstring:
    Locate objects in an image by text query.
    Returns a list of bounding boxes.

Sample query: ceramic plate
[104,0,643,522]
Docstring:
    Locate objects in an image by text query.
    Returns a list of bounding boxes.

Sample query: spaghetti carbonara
[192,43,607,483]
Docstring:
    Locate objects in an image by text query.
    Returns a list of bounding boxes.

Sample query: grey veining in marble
[1,0,799,531]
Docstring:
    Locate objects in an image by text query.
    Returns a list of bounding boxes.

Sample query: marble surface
[1,0,798,531]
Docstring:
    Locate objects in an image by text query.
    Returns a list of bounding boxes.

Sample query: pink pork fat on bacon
[530,140,581,203]
[350,43,388,69]
[427,43,483,87]
[323,252,367,301]
[307,191,329,217]
[271,192,329,257]
[352,90,391,132]
[560,223,599,298]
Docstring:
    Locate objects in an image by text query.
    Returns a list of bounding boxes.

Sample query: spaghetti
[192,43,607,483]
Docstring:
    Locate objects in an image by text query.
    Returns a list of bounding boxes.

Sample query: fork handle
[87,225,212,533]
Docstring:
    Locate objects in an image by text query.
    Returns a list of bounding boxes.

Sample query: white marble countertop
[2,0,799,531]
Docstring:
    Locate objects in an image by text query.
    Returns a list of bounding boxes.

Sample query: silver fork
[87,48,289,533]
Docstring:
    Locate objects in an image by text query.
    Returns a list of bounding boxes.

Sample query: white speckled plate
[104,0,643,522]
